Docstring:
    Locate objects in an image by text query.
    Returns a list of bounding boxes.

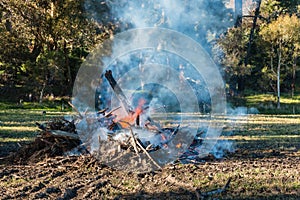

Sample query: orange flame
[117,98,146,128]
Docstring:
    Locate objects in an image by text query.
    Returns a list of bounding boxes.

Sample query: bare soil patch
[1,142,299,199]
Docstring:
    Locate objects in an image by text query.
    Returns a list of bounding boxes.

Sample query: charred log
[104,70,133,114]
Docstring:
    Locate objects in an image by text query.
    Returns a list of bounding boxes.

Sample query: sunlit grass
[0,100,72,111]
[220,135,300,140]
[0,137,33,143]
[0,126,38,132]
[0,109,70,142]
[246,94,300,105]
[0,176,29,187]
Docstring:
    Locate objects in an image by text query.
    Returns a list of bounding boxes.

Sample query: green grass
[0,109,72,143]
[0,100,72,143]
[0,100,72,111]
[246,94,300,105]
[229,93,300,114]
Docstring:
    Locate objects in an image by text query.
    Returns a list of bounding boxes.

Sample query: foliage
[0,0,111,100]
[0,0,299,107]
[217,26,250,76]
[216,0,300,99]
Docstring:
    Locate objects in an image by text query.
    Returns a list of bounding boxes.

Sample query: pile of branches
[5,118,82,164]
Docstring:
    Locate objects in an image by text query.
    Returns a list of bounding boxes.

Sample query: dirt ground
[0,136,299,200]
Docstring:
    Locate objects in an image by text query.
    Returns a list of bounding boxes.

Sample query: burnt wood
[104,70,133,113]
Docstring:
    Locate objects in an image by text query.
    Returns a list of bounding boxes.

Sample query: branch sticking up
[104,70,133,114]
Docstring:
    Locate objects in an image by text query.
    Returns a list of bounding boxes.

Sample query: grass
[1,176,29,187]
[0,101,72,144]
[1,105,299,144]
[225,114,300,135]
[246,93,300,105]
[0,100,72,110]
[229,93,300,114]
[0,108,72,144]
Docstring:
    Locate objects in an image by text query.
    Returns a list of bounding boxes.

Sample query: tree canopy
[216,0,300,104]
[0,0,299,104]
[0,0,111,101]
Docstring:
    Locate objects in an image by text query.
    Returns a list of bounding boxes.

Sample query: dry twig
[68,101,83,119]
[104,106,121,117]
[198,177,232,198]
[128,126,140,155]
[135,135,162,170]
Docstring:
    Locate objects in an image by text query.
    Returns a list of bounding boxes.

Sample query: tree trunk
[64,40,72,94]
[291,57,296,98]
[244,0,261,66]
[229,76,238,96]
[270,45,274,72]
[237,76,245,94]
[39,82,46,104]
[277,48,281,109]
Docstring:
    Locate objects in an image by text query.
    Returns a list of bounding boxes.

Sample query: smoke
[75,0,254,165]
[209,139,235,159]
[83,0,236,115]
[227,106,259,115]
[86,0,235,49]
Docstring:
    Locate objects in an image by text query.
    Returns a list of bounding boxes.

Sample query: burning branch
[104,70,133,114]
[104,106,121,117]
[104,70,160,130]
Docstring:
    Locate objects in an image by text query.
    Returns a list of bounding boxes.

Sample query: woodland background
[0,0,299,110]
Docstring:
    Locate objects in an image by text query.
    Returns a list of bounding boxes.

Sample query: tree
[216,0,300,99]
[0,0,111,101]
[260,14,300,108]
[217,26,250,95]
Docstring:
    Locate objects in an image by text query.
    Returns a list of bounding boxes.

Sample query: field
[0,108,299,199]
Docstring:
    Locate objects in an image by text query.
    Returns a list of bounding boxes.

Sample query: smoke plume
[75,0,253,164]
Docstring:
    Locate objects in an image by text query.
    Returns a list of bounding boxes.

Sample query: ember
[117,98,146,128]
